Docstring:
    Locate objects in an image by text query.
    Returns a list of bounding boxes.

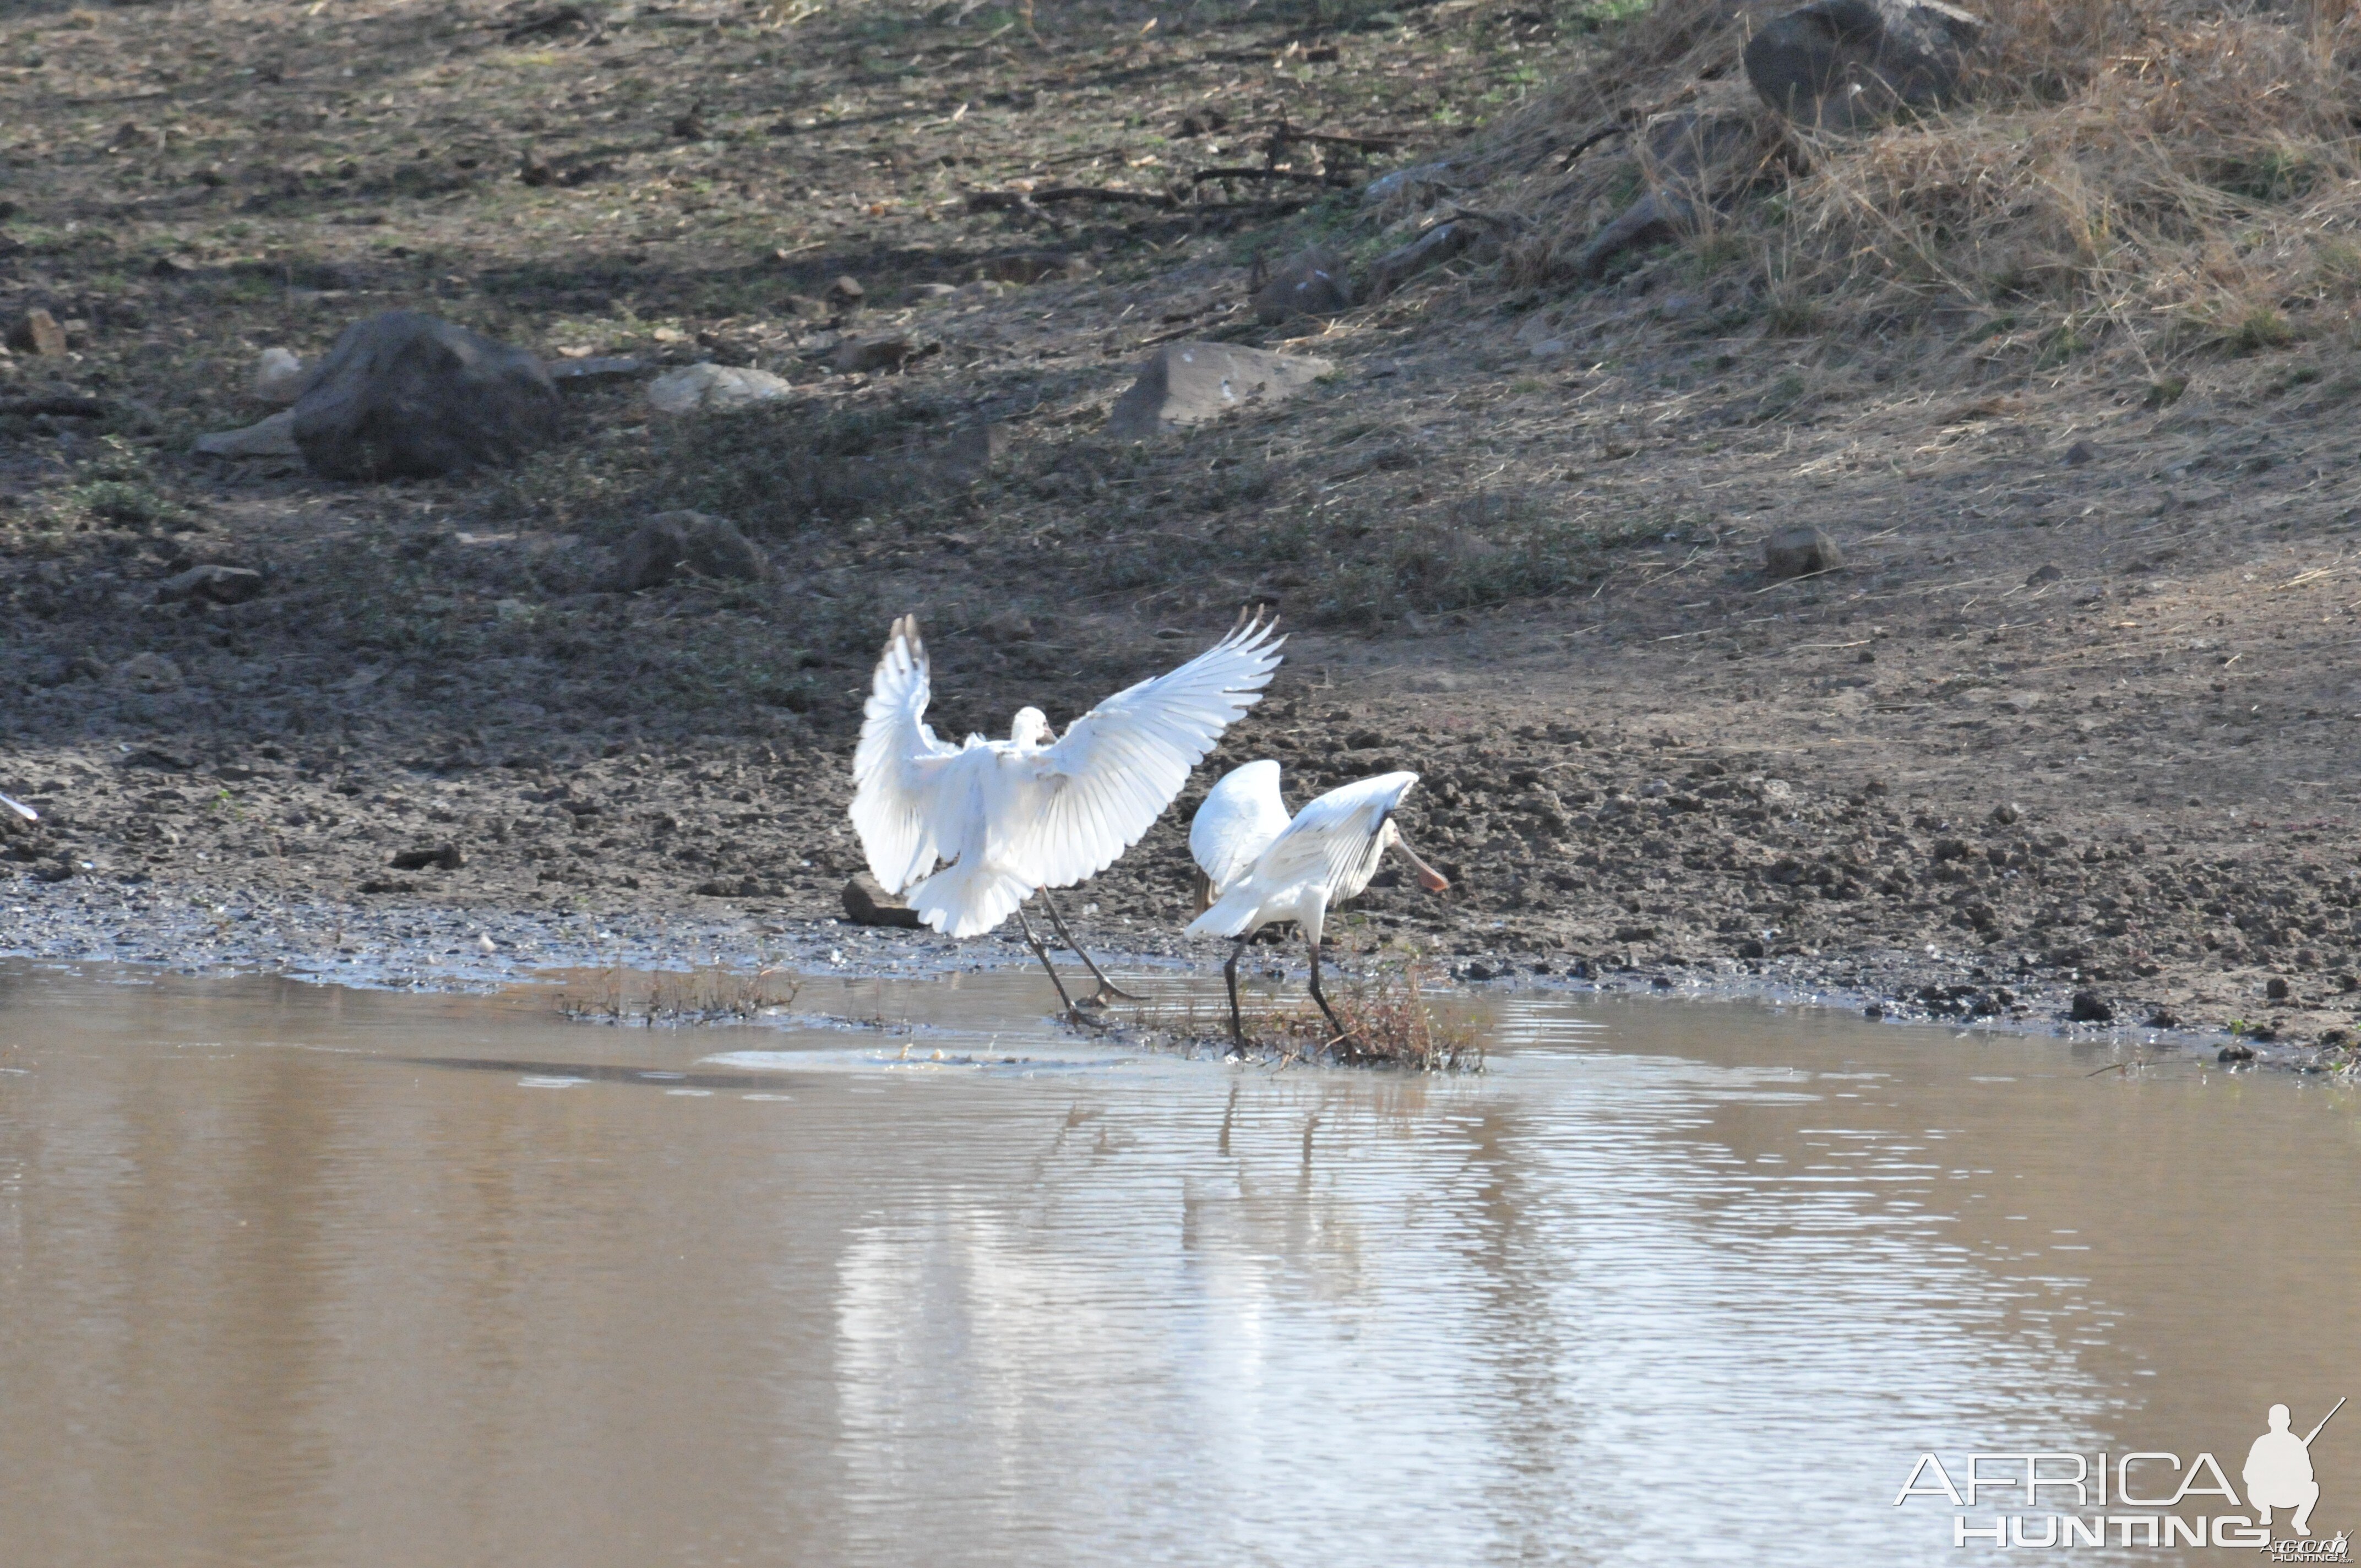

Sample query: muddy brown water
[1,962,2353,1567]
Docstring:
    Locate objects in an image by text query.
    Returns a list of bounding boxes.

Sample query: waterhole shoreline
[0,874,2262,1072]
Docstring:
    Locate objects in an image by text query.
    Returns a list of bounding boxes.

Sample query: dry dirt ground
[3,0,2359,1064]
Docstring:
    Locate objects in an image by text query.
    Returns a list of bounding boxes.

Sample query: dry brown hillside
[1,0,2358,1061]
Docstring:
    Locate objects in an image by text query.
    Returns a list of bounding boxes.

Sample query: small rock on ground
[1253,244,1354,324]
[1106,342,1334,440]
[11,308,67,358]
[614,511,769,591]
[156,564,265,605]
[832,333,929,375]
[2069,990,2114,1022]
[1764,525,1843,579]
[842,873,924,928]
[111,652,183,694]
[252,347,307,405]
[647,362,795,413]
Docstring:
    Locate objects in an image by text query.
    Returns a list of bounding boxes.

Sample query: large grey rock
[614,511,769,591]
[290,312,560,481]
[1744,0,1983,130]
[647,362,794,413]
[1106,342,1334,440]
[1253,244,1354,324]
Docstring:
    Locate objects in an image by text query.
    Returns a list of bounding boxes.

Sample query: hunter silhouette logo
[1894,1396,2347,1554]
[2248,1399,2341,1538]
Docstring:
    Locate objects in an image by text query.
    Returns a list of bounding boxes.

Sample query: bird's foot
[1083,981,1142,1008]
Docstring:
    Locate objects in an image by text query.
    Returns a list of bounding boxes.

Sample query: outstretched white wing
[1188,772,1419,937]
[1004,612,1286,889]
[1190,760,1291,896]
[850,615,961,893]
[1245,771,1418,903]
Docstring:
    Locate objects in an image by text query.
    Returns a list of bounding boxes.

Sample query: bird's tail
[1190,867,1216,916]
[908,857,1033,940]
[1185,882,1263,940]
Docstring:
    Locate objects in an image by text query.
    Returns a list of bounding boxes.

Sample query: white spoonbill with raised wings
[1187,764,1450,1048]
[852,609,1283,1009]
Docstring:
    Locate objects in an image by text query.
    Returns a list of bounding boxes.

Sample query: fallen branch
[501,5,594,39]
[1267,121,1410,151]
[966,185,1178,210]
[1176,198,1314,221]
[0,396,104,418]
[1190,166,1338,186]
[1556,118,1631,171]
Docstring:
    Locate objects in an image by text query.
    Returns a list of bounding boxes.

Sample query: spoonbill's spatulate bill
[852,609,1285,1006]
[1187,765,1450,1048]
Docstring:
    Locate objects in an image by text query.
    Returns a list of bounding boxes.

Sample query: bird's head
[1383,820,1452,894]
[1009,707,1054,748]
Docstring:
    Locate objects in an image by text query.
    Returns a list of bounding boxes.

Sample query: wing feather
[1255,772,1417,898]
[1189,760,1291,896]
[1003,612,1286,889]
[849,615,962,894]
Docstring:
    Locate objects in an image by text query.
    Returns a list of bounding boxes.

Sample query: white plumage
[1187,758,1291,912]
[851,611,1284,941]
[1185,766,1450,1046]
[0,791,34,825]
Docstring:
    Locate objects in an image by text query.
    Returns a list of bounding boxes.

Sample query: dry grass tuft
[559,963,803,1025]
[1268,950,1490,1071]
[1484,0,2361,367]
[1117,946,1487,1071]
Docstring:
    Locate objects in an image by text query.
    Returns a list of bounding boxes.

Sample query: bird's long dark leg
[1305,934,1351,1048]
[1013,902,1079,1016]
[1223,939,1248,1053]
[1038,887,1140,1006]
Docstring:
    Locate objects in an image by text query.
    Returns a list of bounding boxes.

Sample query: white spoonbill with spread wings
[852,609,1284,1008]
[1187,764,1450,1048]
